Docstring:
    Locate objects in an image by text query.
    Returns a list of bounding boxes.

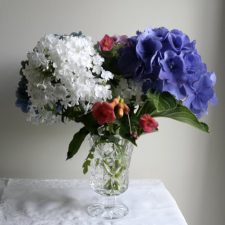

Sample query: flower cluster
[16,28,216,167]
[118,28,216,118]
[17,33,113,123]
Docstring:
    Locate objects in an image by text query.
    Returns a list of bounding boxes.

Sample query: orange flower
[117,102,130,118]
[108,97,119,108]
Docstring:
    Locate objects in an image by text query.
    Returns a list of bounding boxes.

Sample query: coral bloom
[99,35,115,51]
[92,102,116,125]
[139,114,158,133]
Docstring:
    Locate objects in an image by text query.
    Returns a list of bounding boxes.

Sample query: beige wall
[0,0,224,224]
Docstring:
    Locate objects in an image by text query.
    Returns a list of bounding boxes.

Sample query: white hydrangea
[114,78,143,105]
[23,34,113,123]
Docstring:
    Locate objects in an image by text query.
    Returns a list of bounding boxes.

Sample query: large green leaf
[153,104,209,132]
[147,91,177,112]
[140,91,209,133]
[67,127,89,160]
[137,92,177,116]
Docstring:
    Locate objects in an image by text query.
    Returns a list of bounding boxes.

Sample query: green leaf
[67,127,89,160]
[79,113,99,134]
[103,160,114,176]
[136,99,155,116]
[138,92,177,115]
[153,104,209,132]
[140,91,209,133]
[82,147,95,174]
[119,116,137,146]
[147,91,177,112]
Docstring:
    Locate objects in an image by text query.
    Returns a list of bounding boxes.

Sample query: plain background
[0,0,225,224]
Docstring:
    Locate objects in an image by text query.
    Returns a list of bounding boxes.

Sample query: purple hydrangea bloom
[16,74,30,113]
[151,27,169,41]
[16,61,30,113]
[186,54,206,73]
[142,79,163,94]
[118,40,142,79]
[183,72,217,118]
[159,50,186,82]
[164,29,195,53]
[136,29,162,74]
[159,50,187,99]
[112,35,128,45]
[117,27,217,118]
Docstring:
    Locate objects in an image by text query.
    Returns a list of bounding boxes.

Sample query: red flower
[99,35,115,51]
[139,114,158,133]
[92,102,116,125]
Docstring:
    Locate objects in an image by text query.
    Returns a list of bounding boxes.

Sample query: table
[0,179,187,225]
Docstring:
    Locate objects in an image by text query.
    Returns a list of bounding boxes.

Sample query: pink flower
[92,102,116,125]
[99,35,115,51]
[139,114,158,133]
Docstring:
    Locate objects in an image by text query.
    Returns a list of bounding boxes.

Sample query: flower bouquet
[16,28,216,219]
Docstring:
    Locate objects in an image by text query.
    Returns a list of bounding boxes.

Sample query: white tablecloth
[0,179,187,225]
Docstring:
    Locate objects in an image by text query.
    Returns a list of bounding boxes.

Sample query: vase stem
[104,195,116,209]
[87,195,128,220]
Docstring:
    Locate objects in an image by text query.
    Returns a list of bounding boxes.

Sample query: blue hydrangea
[16,74,30,113]
[16,61,30,113]
[118,27,216,118]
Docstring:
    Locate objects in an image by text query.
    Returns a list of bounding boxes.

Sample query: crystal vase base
[87,196,128,220]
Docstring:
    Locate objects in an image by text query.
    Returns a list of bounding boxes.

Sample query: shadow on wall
[200,0,225,224]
